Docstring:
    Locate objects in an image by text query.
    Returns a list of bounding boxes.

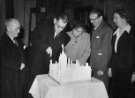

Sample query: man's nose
[91,20,94,24]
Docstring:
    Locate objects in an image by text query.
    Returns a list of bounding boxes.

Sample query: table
[29,74,108,98]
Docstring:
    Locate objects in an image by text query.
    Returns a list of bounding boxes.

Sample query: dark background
[0,0,135,45]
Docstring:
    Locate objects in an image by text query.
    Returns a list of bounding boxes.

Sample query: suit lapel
[114,31,128,53]
[112,34,116,52]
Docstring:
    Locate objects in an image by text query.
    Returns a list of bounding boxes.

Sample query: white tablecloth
[29,74,108,98]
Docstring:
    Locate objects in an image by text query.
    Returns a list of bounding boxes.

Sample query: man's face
[7,20,20,38]
[89,13,102,29]
[54,18,67,34]
[72,27,83,37]
[113,13,123,28]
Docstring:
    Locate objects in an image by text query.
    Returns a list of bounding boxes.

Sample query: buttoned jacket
[90,21,113,71]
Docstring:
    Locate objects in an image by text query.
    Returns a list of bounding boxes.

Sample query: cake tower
[49,45,91,83]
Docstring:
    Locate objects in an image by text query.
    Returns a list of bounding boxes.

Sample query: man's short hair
[5,18,20,28]
[73,22,87,32]
[55,13,69,23]
[89,8,104,18]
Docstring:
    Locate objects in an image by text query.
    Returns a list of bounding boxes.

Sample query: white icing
[49,47,91,83]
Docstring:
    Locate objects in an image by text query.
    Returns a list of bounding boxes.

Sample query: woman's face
[113,13,123,28]
[72,27,83,37]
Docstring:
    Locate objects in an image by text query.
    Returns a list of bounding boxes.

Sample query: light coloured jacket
[65,31,91,64]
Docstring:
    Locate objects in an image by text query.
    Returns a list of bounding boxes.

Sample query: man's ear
[100,16,103,20]
[6,25,11,33]
[53,18,57,24]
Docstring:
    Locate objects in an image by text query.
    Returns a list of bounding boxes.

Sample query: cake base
[49,64,91,84]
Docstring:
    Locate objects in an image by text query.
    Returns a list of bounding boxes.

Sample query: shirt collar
[124,24,131,33]
[113,28,119,36]
[113,24,131,36]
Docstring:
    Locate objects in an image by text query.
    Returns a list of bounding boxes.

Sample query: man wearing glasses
[89,8,113,91]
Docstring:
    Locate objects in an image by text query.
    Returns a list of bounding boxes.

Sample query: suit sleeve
[99,27,113,71]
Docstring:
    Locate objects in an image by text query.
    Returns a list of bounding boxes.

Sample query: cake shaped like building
[49,45,91,83]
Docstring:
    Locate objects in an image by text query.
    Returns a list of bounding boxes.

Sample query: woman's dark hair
[113,8,131,24]
[72,22,87,32]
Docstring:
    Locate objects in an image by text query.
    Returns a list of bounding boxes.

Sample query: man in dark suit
[108,8,134,98]
[45,15,70,63]
[27,14,70,93]
[28,13,70,75]
[89,8,113,90]
[0,19,28,98]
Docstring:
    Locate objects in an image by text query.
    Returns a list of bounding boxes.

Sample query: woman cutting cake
[65,23,91,65]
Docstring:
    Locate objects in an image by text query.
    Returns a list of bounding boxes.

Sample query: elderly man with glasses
[89,8,113,91]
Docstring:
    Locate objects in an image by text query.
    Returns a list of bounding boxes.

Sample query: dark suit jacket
[109,27,135,98]
[131,26,135,72]
[90,21,113,71]
[28,20,70,74]
[0,33,28,98]
[110,30,134,71]
[0,33,27,71]
[48,29,70,62]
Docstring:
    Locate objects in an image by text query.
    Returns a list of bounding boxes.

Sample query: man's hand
[20,63,25,70]
[97,70,104,76]
[131,73,135,82]
[46,47,52,57]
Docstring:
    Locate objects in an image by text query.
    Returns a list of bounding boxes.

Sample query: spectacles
[90,17,99,21]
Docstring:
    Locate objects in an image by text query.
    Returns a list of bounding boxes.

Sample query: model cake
[49,45,91,83]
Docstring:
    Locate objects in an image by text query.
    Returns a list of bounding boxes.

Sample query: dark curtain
[5,0,14,18]
[0,0,6,37]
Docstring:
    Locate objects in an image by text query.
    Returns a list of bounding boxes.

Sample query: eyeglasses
[90,17,99,21]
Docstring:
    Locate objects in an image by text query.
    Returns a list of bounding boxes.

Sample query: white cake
[49,46,91,83]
